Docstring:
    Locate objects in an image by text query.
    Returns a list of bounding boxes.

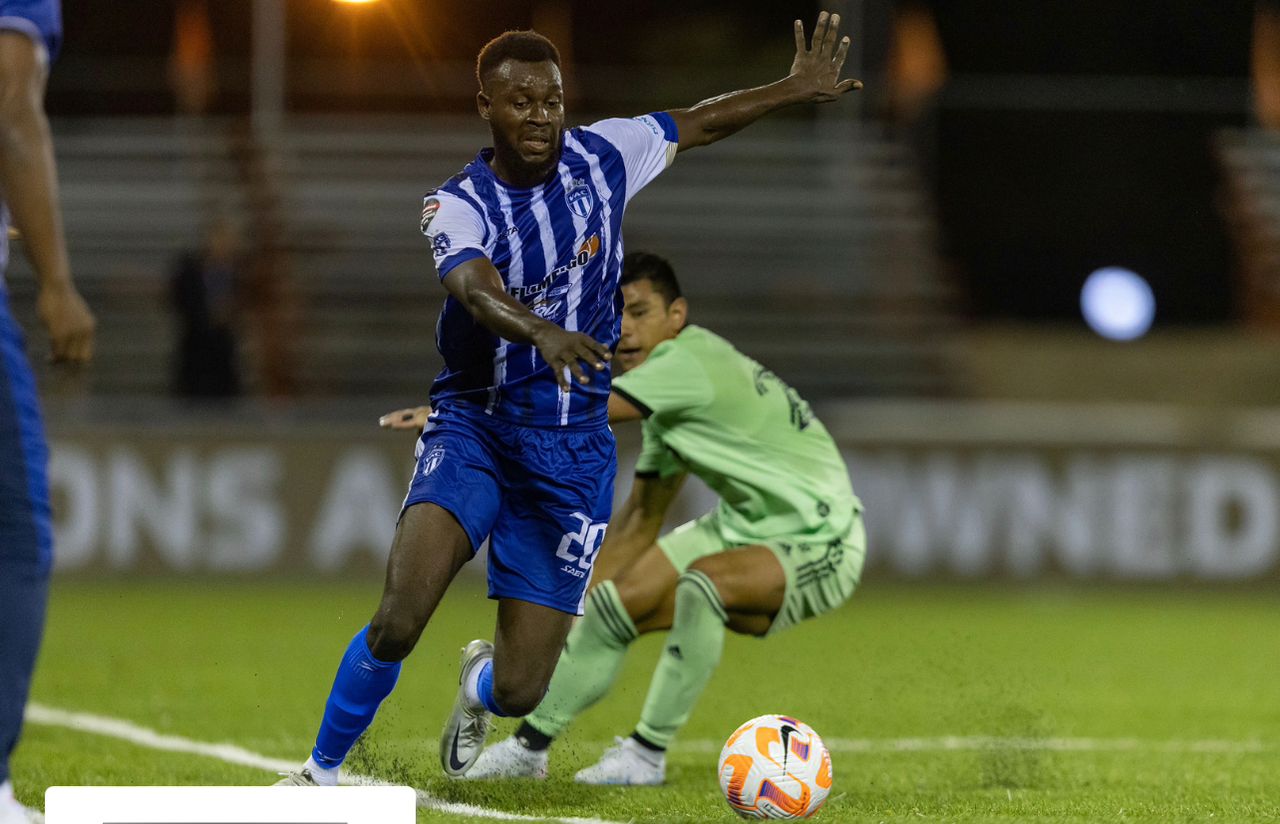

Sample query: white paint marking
[25,703,620,824]
[26,701,1272,824]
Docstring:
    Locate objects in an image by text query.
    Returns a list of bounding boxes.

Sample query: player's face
[478,59,565,182]
[617,279,687,373]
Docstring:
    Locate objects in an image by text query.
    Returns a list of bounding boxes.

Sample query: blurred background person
[169,216,244,399]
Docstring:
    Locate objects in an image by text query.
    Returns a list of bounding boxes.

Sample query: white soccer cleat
[465,735,550,780]
[273,768,322,787]
[440,639,495,777]
[573,736,665,786]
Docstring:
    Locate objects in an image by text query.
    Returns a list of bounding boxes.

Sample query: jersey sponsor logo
[530,285,569,319]
[421,443,446,477]
[565,178,594,218]
[432,232,452,257]
[637,114,663,137]
[508,235,601,302]
[576,233,600,261]
[556,512,607,577]
[420,197,440,234]
[532,300,563,320]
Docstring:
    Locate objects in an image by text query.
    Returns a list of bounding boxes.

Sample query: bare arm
[590,472,687,583]
[607,391,645,423]
[0,31,94,363]
[442,256,610,390]
[667,10,862,153]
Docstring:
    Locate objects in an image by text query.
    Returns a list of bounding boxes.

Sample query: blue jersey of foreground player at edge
[422,112,678,428]
[0,0,62,576]
[1,0,64,813]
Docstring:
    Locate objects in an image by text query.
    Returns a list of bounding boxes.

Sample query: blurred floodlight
[333,0,378,4]
[1080,267,1155,341]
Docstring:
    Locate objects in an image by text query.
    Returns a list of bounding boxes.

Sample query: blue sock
[311,626,401,768]
[475,660,509,717]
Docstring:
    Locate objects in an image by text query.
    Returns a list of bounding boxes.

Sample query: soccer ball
[717,714,833,819]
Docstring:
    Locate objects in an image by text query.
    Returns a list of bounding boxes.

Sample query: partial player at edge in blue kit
[0,0,97,820]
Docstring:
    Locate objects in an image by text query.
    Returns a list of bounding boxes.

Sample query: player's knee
[682,560,725,592]
[366,610,425,662]
[612,576,652,624]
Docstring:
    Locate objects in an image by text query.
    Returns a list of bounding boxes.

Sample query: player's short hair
[476,30,561,89]
[621,252,683,307]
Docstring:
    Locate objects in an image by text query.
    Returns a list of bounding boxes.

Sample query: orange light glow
[333,0,378,5]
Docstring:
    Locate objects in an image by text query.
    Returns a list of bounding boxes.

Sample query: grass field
[12,577,1280,822]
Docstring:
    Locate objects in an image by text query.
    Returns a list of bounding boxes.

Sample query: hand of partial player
[379,406,431,431]
[788,11,862,103]
[36,282,96,364]
[533,325,611,391]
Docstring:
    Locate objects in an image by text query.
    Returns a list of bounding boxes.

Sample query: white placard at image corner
[44,786,416,824]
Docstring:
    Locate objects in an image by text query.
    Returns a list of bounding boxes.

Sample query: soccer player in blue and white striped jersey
[278,11,861,785]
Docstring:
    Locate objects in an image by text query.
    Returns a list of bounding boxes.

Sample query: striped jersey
[421,112,679,428]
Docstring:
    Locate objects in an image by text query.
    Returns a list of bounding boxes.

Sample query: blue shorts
[0,0,63,60]
[402,404,616,615]
[0,291,52,575]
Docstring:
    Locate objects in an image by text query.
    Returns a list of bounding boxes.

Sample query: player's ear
[477,90,491,120]
[668,296,689,330]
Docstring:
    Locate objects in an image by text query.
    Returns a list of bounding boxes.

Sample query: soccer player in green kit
[384,251,865,785]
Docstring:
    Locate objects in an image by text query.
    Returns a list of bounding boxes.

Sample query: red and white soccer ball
[718,714,833,819]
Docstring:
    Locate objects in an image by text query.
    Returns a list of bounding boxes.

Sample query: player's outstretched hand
[789,10,863,103]
[37,282,96,365]
[379,406,431,431]
[533,325,611,391]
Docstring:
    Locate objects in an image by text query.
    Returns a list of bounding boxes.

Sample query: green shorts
[657,508,866,635]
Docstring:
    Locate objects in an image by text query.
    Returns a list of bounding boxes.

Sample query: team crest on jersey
[566,179,594,218]
[421,443,446,477]
[420,197,440,234]
[432,232,452,256]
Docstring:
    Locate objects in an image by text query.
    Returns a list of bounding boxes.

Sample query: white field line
[25,702,1273,823]
[25,703,621,824]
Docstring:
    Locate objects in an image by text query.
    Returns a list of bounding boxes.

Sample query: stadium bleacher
[6,115,963,399]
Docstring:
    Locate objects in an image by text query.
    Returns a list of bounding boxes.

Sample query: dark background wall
[46,0,1278,325]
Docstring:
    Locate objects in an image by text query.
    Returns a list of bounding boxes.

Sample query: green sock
[635,569,727,749]
[525,580,638,738]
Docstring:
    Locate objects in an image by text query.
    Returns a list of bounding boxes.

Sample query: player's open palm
[534,326,611,390]
[789,11,862,103]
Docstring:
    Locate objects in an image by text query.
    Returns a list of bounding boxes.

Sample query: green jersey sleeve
[611,336,712,421]
[635,418,685,478]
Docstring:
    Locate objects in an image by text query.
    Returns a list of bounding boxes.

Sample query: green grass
[14,577,1280,822]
